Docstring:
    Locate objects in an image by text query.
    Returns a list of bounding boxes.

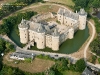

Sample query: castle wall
[68,28,74,39]
[59,34,66,45]
[57,13,64,24]
[36,32,45,49]
[59,30,69,45]
[73,23,79,32]
[31,12,52,22]
[79,15,87,30]
[46,35,52,48]
[63,16,78,27]
[29,30,35,42]
[19,28,28,44]
[52,36,59,51]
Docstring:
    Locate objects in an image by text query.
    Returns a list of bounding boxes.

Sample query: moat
[9,25,89,54]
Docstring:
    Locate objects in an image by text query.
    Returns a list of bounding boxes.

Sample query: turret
[68,27,74,39]
[78,8,87,30]
[36,24,45,49]
[18,19,29,44]
[52,29,59,51]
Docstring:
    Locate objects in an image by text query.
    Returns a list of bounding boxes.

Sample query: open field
[32,5,59,13]
[3,53,55,73]
[19,4,61,14]
[49,0,75,6]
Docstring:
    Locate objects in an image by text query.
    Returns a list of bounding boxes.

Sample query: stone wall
[31,12,53,22]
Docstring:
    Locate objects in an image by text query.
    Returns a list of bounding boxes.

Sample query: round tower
[52,29,59,51]
[78,8,87,30]
[68,27,74,39]
[36,24,45,49]
[18,19,29,44]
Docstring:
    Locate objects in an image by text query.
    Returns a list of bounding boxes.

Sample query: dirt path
[69,20,96,59]
[84,21,96,62]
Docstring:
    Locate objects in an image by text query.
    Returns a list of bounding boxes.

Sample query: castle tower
[52,29,59,51]
[78,8,87,30]
[18,19,29,44]
[36,24,45,49]
[68,27,74,39]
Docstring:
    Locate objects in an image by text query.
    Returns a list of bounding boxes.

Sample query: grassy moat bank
[9,25,89,54]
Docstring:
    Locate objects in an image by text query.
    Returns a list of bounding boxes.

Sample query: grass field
[3,53,55,73]
[18,5,61,14]
[3,53,81,74]
[49,0,75,6]
[61,71,81,75]
[31,5,60,13]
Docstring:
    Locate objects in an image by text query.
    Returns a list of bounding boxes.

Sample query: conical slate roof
[18,18,29,28]
[79,8,87,15]
[37,24,44,33]
[53,28,59,36]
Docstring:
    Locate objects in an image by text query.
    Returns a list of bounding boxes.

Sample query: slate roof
[10,51,35,59]
[82,68,95,75]
[58,8,79,20]
[78,8,87,15]
[18,19,29,28]
[52,28,59,36]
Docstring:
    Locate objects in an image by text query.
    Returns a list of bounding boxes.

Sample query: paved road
[16,47,78,64]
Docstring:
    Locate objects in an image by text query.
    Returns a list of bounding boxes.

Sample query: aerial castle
[18,8,87,51]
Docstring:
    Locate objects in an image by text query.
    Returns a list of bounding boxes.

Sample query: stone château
[18,8,87,51]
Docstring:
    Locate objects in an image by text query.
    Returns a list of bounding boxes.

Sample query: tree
[54,58,69,71]
[45,69,55,75]
[0,38,5,52]
[91,0,100,8]
[5,42,14,52]
[75,59,86,72]
[75,0,88,8]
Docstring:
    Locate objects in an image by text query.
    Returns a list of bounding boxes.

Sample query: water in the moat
[9,25,89,54]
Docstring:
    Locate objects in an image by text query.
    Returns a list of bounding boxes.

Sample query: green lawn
[61,70,81,75]
[49,0,75,6]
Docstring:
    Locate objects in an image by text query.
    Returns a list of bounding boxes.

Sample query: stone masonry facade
[18,8,87,51]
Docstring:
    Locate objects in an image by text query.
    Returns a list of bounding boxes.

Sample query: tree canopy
[73,0,100,8]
